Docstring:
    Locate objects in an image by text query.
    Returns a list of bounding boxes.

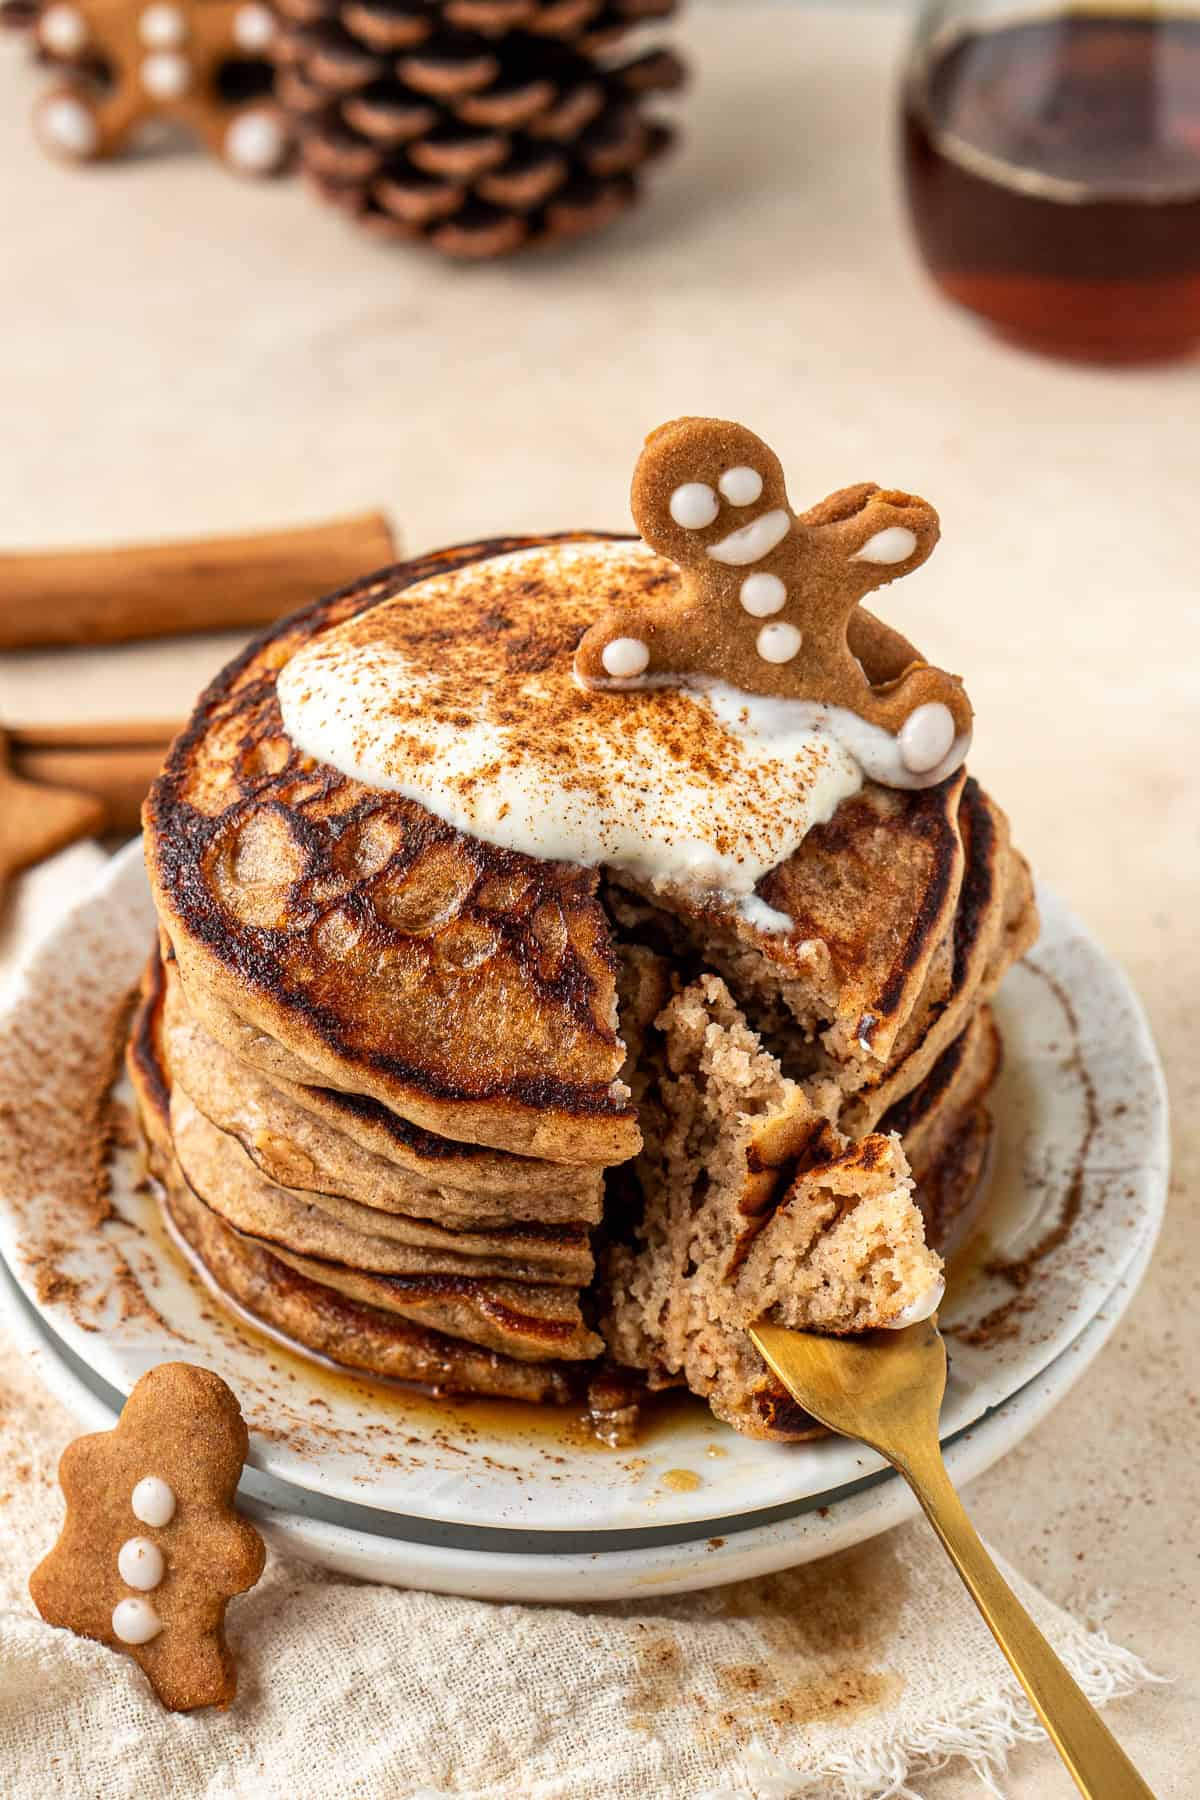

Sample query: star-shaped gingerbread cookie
[0,726,104,905]
[30,1362,265,1711]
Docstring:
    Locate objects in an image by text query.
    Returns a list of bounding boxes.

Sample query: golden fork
[751,1318,1156,1800]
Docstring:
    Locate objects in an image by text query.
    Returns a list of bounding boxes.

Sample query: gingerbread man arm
[798,482,940,595]
[573,589,707,688]
[795,483,972,737]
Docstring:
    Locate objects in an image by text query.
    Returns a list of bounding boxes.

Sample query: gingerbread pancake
[144,536,1025,1165]
[129,979,597,1397]
[156,954,602,1227]
[135,518,1037,1438]
[129,940,1006,1422]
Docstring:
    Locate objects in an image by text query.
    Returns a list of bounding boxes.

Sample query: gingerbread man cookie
[33,0,290,174]
[30,1362,265,1711]
[574,417,972,786]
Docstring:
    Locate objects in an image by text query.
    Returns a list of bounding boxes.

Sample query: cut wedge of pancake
[611,772,966,1070]
[602,975,945,1437]
[609,773,1035,1131]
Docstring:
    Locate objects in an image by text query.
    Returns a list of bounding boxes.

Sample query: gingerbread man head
[574,417,972,787]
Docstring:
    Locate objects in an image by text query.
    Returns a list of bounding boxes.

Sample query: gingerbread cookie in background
[574,416,973,789]
[30,1362,265,1711]
[33,0,291,175]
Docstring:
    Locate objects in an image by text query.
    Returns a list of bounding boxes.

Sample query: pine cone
[273,0,686,257]
[1,0,39,29]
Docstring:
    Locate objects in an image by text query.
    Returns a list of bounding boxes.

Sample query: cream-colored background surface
[1,4,1196,1794]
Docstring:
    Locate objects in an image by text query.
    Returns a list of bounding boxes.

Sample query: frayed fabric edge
[705,1626,1161,1800]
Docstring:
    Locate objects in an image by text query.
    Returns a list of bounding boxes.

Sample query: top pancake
[145,535,991,1167]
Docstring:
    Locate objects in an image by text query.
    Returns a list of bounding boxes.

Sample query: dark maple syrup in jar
[902,11,1200,361]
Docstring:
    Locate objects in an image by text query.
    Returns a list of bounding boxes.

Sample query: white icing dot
[232,1,275,50]
[140,49,191,98]
[38,93,98,157]
[718,465,763,507]
[225,109,287,173]
[118,1537,165,1591]
[131,1476,176,1528]
[899,702,956,774]
[139,1,186,45]
[756,622,803,664]
[112,1597,162,1645]
[739,572,786,618]
[669,483,719,531]
[853,526,918,566]
[40,3,88,54]
[600,636,650,680]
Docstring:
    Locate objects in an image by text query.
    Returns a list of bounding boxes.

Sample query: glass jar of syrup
[901,2,1200,362]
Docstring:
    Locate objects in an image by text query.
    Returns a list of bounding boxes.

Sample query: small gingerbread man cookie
[30,1362,265,1711]
[574,417,972,786]
[33,0,290,175]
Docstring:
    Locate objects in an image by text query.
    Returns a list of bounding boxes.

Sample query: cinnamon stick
[0,510,396,650]
[9,725,177,833]
[11,719,180,749]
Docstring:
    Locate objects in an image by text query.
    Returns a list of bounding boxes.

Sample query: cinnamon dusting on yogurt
[278,541,883,929]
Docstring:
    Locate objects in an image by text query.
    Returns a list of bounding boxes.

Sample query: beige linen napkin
[0,853,1156,1800]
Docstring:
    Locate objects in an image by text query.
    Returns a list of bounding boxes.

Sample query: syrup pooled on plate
[147,1175,703,1457]
[903,12,1200,361]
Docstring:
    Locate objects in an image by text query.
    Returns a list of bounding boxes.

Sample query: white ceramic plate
[0,1229,1156,1600]
[0,843,1168,1532]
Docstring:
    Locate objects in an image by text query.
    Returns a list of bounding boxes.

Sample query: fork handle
[897,1439,1156,1800]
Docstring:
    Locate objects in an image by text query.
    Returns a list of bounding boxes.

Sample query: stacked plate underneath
[0,1234,1156,1601]
[0,850,1168,1598]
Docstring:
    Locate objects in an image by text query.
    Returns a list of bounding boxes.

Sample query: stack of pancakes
[130,536,1036,1439]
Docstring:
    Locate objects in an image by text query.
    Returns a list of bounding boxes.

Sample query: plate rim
[0,1226,1157,1600]
[0,840,1171,1533]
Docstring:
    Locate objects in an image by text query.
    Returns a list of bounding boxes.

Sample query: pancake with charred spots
[144,534,1031,1169]
[136,532,1036,1439]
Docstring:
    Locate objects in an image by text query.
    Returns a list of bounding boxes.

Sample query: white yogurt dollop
[277,543,964,930]
[281,646,862,910]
